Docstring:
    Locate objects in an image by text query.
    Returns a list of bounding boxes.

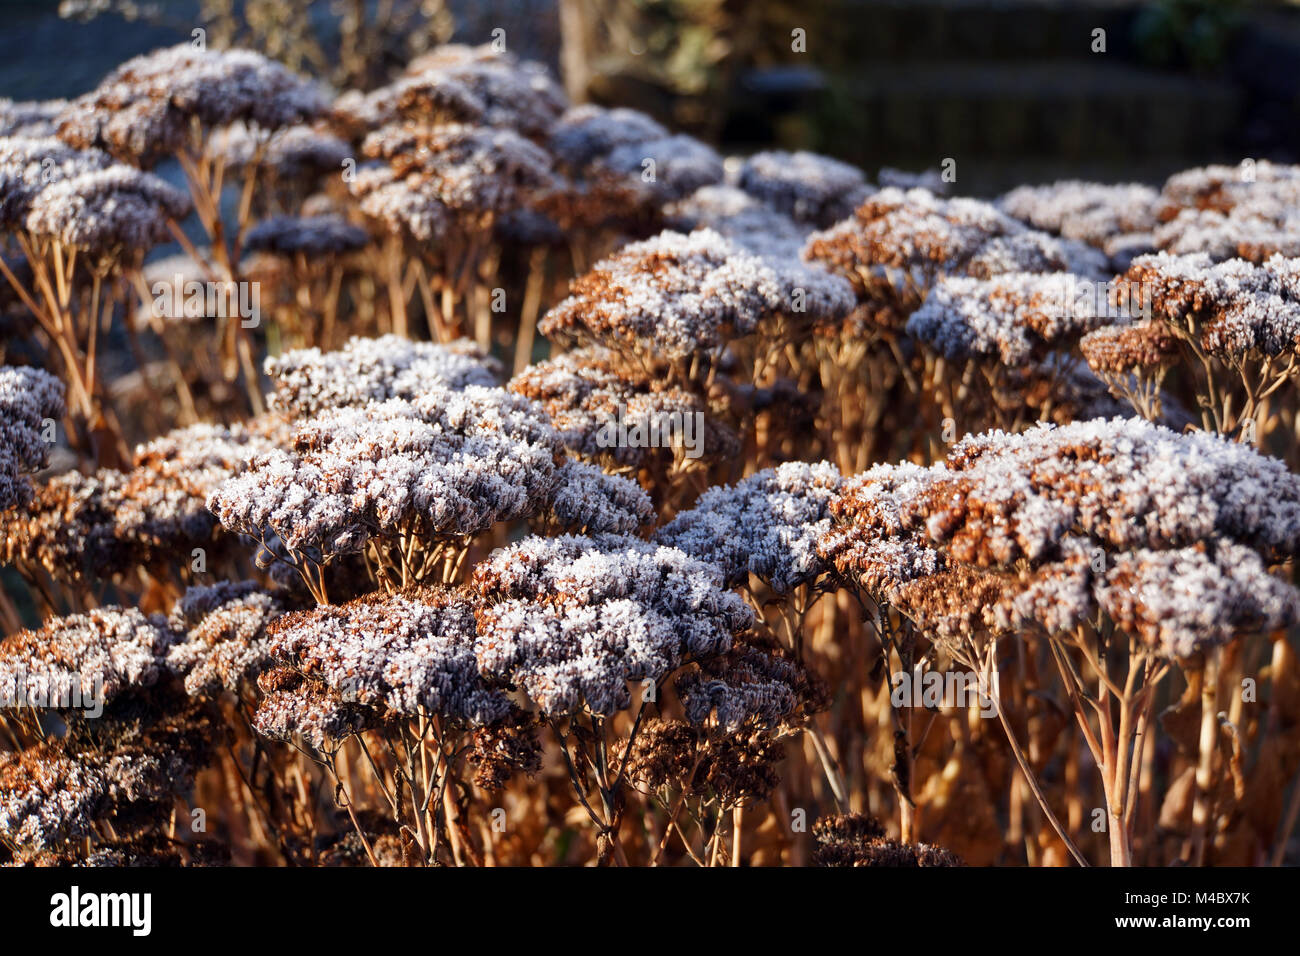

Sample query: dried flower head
[735,150,870,227]
[664,184,813,260]
[804,187,1106,332]
[0,606,176,711]
[352,123,554,239]
[507,345,739,468]
[0,99,67,138]
[265,334,500,417]
[540,229,854,362]
[472,534,754,716]
[548,105,668,172]
[253,666,369,750]
[243,214,369,257]
[655,461,843,594]
[542,459,655,534]
[209,387,561,561]
[812,813,962,866]
[23,165,191,259]
[0,135,113,228]
[999,180,1159,250]
[0,365,64,510]
[58,45,326,166]
[906,272,1118,366]
[1124,251,1300,357]
[166,581,285,696]
[266,586,510,724]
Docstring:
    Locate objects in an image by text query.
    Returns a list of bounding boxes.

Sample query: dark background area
[2,0,1299,194]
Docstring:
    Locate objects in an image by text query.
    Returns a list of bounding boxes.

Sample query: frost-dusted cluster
[472,534,754,716]
[57,44,326,166]
[266,334,500,416]
[0,98,66,138]
[244,214,369,257]
[998,180,1159,266]
[820,418,1300,656]
[675,645,805,732]
[266,587,510,724]
[542,459,655,534]
[664,184,813,260]
[508,345,738,467]
[0,136,113,227]
[3,418,285,581]
[166,581,284,696]
[655,461,842,594]
[352,123,554,239]
[1123,252,1300,356]
[804,187,1106,331]
[906,273,1117,366]
[735,150,870,228]
[0,607,175,709]
[23,165,190,258]
[0,365,64,510]
[540,228,853,361]
[209,387,561,559]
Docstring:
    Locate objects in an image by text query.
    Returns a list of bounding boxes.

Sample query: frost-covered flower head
[664,184,813,261]
[472,534,754,716]
[540,228,854,362]
[266,334,500,417]
[600,134,724,204]
[1158,160,1300,218]
[23,165,190,259]
[507,345,739,468]
[542,459,655,534]
[352,123,554,239]
[675,645,808,732]
[166,581,284,697]
[0,607,176,711]
[401,51,566,141]
[819,419,1300,655]
[253,666,368,750]
[735,150,870,228]
[1124,251,1300,356]
[906,272,1119,367]
[243,214,369,257]
[548,105,668,172]
[0,135,113,228]
[3,418,286,581]
[655,461,842,594]
[57,45,326,166]
[0,365,64,510]
[804,187,1106,331]
[0,99,67,138]
[266,586,511,725]
[1152,205,1300,264]
[214,121,350,182]
[208,387,562,560]
[1080,320,1180,376]
[998,180,1159,250]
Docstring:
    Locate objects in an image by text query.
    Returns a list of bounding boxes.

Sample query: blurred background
[3,0,1299,194]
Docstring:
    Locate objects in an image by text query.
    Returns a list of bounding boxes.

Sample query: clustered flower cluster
[6,36,1300,870]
